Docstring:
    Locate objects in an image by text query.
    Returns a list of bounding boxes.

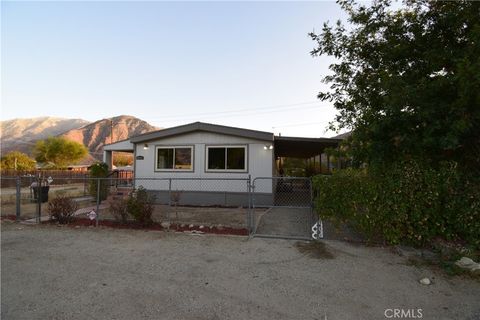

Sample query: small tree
[310,0,480,171]
[0,151,36,170]
[34,136,87,168]
[88,162,109,202]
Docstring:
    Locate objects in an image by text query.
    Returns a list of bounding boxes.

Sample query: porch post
[103,150,113,170]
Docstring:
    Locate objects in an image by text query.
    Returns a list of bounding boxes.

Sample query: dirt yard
[2,222,479,320]
[102,204,254,228]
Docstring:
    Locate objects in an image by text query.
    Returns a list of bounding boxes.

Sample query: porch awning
[274,136,342,158]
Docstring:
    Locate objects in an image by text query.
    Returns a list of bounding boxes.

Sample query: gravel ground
[1,221,479,320]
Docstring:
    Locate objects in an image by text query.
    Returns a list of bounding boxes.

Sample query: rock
[217,224,224,230]
[419,278,431,285]
[180,224,186,228]
[189,224,194,228]
[161,222,171,229]
[199,225,204,229]
[455,257,475,267]
[455,257,480,273]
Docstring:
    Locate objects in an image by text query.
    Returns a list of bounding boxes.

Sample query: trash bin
[33,186,50,203]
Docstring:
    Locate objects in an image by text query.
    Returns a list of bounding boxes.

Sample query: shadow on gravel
[295,241,335,259]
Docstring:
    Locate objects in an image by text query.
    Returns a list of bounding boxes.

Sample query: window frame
[154,145,194,172]
[205,145,248,173]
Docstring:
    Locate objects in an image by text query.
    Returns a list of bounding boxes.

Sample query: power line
[272,120,330,129]
[146,101,329,121]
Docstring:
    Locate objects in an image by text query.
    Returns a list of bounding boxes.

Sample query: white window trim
[205,145,248,173]
[154,145,194,172]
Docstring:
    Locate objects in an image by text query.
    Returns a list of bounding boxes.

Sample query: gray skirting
[146,190,273,207]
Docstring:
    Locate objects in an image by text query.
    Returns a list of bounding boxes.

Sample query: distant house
[103,122,341,205]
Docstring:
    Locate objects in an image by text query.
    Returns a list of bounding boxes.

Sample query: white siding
[134,132,273,193]
[103,139,134,151]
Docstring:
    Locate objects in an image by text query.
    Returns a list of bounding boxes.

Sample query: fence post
[247,175,253,237]
[309,177,315,229]
[168,178,172,207]
[84,174,87,196]
[15,176,21,222]
[36,175,42,223]
[95,178,100,227]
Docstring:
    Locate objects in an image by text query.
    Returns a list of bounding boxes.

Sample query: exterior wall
[134,131,273,193]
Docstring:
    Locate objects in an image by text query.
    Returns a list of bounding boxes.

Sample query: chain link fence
[1,175,318,239]
[251,177,318,240]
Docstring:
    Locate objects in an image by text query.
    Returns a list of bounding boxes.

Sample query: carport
[273,136,343,175]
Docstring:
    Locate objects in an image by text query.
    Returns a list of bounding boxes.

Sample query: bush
[313,161,480,249]
[89,162,109,202]
[127,187,154,227]
[48,196,78,224]
[108,197,129,224]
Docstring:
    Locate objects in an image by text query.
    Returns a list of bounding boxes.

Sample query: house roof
[130,122,274,143]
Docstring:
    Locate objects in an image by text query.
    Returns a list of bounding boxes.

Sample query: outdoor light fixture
[143,144,149,150]
[264,145,273,150]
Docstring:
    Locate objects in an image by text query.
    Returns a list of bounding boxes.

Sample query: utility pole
[110,119,114,144]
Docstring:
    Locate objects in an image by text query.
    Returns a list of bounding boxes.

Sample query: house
[103,122,341,206]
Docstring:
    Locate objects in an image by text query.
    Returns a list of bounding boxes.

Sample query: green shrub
[313,161,480,248]
[89,162,109,202]
[127,187,155,227]
[48,195,78,224]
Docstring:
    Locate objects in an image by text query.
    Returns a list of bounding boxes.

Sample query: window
[155,146,193,171]
[206,146,247,172]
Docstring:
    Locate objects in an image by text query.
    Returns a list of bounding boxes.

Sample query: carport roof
[274,136,342,158]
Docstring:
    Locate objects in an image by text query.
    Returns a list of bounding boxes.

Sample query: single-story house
[103,122,341,206]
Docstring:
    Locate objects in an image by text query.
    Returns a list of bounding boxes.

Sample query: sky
[1,1,350,138]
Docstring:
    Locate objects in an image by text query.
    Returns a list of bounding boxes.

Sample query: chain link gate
[249,177,318,240]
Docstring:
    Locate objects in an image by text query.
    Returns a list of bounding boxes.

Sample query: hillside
[0,117,90,155]
[60,115,159,159]
[1,115,159,162]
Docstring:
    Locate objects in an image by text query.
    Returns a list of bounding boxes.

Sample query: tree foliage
[33,137,88,168]
[0,151,36,170]
[113,152,133,167]
[88,162,110,202]
[310,0,480,170]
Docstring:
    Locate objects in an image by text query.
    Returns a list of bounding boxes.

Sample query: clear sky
[1,1,349,137]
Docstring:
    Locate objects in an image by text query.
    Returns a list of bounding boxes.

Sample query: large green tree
[310,0,480,170]
[33,137,88,168]
[0,151,36,170]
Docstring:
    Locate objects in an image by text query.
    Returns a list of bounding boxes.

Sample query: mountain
[61,115,159,160]
[0,115,159,163]
[1,117,90,155]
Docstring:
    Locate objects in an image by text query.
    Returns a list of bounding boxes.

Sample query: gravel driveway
[1,221,479,320]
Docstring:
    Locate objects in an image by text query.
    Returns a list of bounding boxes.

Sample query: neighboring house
[103,122,340,206]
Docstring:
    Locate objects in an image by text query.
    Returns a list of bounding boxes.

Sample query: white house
[103,122,341,206]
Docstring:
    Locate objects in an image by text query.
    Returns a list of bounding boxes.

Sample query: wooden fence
[0,170,89,188]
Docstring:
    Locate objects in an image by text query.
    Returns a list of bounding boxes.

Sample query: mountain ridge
[1,115,159,162]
